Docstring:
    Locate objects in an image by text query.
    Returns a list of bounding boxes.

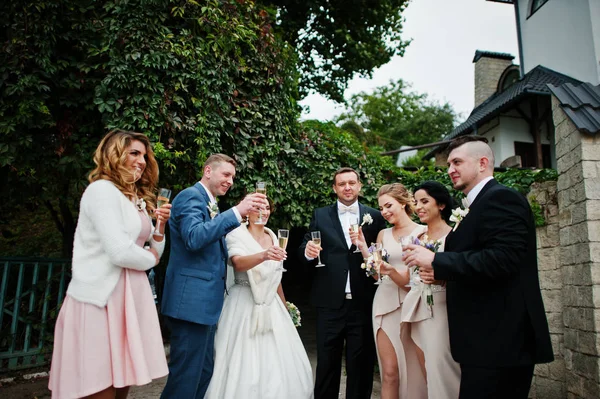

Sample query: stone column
[529,180,565,398]
[553,95,600,398]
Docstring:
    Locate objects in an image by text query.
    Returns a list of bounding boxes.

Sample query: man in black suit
[403,136,553,399]
[299,167,386,399]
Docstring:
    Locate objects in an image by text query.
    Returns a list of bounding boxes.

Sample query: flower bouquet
[413,235,442,312]
[360,243,389,279]
[286,301,301,327]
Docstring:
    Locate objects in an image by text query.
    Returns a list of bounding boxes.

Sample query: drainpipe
[514,1,525,77]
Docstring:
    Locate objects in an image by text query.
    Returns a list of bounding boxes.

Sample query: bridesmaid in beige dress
[402,181,461,398]
[352,183,427,399]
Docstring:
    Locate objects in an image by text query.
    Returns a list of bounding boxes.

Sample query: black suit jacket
[433,179,553,367]
[299,203,386,311]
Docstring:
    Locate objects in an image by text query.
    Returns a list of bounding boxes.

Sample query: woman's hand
[377,261,395,276]
[262,245,287,262]
[154,203,172,225]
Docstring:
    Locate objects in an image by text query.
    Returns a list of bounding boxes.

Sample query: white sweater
[67,179,165,307]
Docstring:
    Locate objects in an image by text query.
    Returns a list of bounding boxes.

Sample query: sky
[299,0,520,123]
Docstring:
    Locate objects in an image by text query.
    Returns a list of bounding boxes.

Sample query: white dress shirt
[337,200,359,294]
[200,181,242,222]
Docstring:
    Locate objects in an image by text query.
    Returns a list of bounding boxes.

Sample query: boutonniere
[360,213,373,227]
[135,197,146,211]
[207,202,219,219]
[450,207,469,231]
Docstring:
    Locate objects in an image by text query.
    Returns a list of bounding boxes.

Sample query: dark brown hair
[332,167,360,185]
[446,135,489,154]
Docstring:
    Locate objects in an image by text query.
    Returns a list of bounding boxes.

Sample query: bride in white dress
[205,200,314,399]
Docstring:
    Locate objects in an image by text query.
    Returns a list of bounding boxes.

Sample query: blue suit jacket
[161,183,240,326]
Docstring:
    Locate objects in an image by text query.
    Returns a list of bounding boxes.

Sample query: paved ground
[0,302,381,398]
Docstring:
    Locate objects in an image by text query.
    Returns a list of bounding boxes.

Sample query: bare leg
[84,386,116,399]
[115,387,130,399]
[377,328,399,399]
[415,344,427,380]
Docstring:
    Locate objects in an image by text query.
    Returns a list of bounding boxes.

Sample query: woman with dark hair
[401,180,461,399]
[48,130,171,399]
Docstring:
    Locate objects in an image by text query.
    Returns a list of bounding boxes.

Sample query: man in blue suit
[160,154,266,399]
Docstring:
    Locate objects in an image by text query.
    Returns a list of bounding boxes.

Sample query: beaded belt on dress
[234,279,250,286]
[427,284,445,292]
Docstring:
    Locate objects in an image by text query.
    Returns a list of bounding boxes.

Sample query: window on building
[514,142,551,168]
[529,0,549,17]
[498,66,521,92]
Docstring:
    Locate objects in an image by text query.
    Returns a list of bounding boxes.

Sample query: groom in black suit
[404,136,553,399]
[299,167,385,399]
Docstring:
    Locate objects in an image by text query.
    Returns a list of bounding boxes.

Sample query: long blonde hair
[377,183,415,216]
[89,129,159,212]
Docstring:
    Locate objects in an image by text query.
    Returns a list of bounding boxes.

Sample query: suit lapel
[468,179,497,210]
[329,204,348,249]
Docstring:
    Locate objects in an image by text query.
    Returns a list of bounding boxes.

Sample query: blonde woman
[49,130,171,399]
[351,183,427,399]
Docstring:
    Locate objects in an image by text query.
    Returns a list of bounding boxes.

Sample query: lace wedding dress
[205,225,313,399]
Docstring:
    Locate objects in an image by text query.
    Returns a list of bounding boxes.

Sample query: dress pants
[314,298,376,399]
[160,317,216,399]
[458,364,534,399]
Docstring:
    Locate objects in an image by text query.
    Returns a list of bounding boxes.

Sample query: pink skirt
[48,269,168,399]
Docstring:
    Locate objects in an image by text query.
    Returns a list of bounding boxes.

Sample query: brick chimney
[473,50,515,107]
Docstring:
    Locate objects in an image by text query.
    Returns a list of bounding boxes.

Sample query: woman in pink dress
[351,183,427,399]
[48,129,171,399]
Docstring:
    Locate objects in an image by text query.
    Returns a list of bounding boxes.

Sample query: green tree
[0,0,299,256]
[267,0,411,102]
[1,0,410,257]
[337,79,458,151]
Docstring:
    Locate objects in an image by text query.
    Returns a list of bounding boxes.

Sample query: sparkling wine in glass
[276,229,289,272]
[311,231,325,267]
[255,182,267,225]
[153,188,172,237]
[350,217,361,253]
[372,242,383,285]
[400,236,417,288]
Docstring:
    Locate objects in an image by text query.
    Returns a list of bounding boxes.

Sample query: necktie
[461,197,470,209]
[339,205,358,214]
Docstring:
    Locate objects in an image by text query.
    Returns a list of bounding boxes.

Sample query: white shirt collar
[466,176,494,207]
[337,200,359,212]
[199,181,217,204]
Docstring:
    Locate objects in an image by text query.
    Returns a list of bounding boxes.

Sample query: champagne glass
[276,229,289,272]
[311,231,325,267]
[350,217,361,253]
[153,188,172,237]
[255,182,267,225]
[400,236,417,288]
[372,242,383,285]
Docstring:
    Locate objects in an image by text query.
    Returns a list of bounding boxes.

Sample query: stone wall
[552,95,600,398]
[474,55,513,107]
[529,180,565,398]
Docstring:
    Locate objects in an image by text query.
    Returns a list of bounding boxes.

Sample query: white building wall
[480,116,540,167]
[516,0,599,84]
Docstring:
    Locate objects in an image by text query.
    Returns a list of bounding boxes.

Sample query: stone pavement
[0,303,381,398]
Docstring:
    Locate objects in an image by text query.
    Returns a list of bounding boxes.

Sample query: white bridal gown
[205,225,314,399]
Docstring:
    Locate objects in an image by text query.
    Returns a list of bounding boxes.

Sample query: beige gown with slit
[401,233,461,399]
[373,226,427,399]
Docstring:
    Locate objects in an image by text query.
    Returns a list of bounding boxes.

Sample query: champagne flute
[400,236,417,288]
[276,229,289,272]
[372,242,383,285]
[311,231,325,267]
[153,188,172,237]
[255,182,266,225]
[350,217,361,253]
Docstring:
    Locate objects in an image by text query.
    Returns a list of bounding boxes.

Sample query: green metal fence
[0,257,70,371]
